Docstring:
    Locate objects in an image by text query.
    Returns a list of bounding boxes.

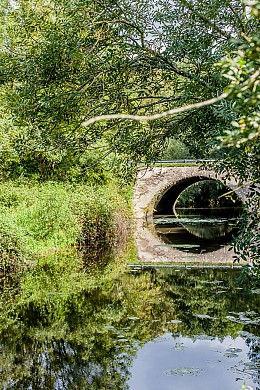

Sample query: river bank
[0,180,132,275]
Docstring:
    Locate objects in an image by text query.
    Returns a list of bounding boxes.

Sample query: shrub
[0,181,131,269]
[160,138,193,160]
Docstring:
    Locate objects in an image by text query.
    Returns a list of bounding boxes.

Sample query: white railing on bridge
[137,159,216,165]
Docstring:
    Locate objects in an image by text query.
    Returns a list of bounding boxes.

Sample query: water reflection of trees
[0,252,177,389]
[241,332,260,388]
[0,260,259,389]
[155,267,260,337]
[1,336,133,389]
[154,267,260,389]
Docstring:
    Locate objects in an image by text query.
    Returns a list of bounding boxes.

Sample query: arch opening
[153,178,243,254]
[154,176,214,216]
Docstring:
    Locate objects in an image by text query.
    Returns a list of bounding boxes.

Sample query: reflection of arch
[154,176,243,241]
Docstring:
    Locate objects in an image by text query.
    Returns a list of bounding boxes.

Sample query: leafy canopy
[0,0,258,179]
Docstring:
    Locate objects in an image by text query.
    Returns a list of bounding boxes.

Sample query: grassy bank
[0,180,131,273]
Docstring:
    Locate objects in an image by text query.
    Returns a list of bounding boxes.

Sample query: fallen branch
[82,93,228,127]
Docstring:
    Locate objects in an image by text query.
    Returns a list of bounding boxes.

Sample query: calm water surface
[0,260,259,389]
[127,267,260,390]
[154,207,242,253]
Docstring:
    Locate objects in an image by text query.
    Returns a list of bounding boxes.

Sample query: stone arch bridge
[133,164,246,264]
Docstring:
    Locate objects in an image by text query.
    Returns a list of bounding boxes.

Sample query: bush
[160,138,193,160]
[0,181,131,269]
[0,220,26,274]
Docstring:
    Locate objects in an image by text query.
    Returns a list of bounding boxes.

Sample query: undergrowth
[0,180,131,274]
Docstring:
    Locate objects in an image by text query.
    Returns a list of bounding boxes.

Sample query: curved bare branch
[82,93,228,126]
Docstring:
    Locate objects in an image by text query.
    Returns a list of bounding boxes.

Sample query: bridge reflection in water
[154,209,242,254]
[154,180,243,254]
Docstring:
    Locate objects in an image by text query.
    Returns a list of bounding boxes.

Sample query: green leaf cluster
[220,3,259,149]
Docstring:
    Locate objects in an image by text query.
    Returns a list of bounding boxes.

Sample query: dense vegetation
[0,180,131,272]
[0,0,259,171]
[0,2,259,386]
[0,1,259,274]
[175,180,243,208]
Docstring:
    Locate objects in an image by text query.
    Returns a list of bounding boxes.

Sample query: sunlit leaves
[220,33,260,148]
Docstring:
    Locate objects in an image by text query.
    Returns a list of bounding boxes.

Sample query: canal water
[153,179,243,255]
[127,266,260,390]
[154,207,242,254]
[0,257,259,389]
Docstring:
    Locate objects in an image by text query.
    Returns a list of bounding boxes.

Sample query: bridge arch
[133,165,246,264]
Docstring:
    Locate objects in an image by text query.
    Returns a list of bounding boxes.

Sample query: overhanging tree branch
[82,93,228,126]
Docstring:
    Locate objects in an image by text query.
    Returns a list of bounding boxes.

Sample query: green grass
[0,180,131,271]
